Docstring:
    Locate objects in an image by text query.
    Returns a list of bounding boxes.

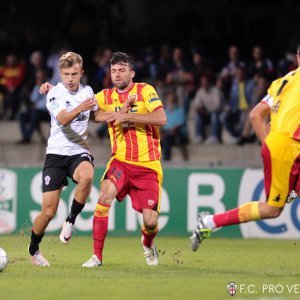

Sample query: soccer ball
[0,248,8,271]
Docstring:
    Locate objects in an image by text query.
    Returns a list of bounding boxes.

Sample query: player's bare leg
[141,209,159,266]
[29,189,61,266]
[60,161,93,243]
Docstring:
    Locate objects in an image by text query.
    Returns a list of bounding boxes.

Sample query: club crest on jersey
[148,199,154,206]
[44,175,51,186]
[227,282,237,296]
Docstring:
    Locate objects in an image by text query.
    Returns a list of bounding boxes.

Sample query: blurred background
[1,0,300,238]
[1,0,300,167]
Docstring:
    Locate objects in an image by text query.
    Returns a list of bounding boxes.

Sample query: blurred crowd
[0,44,298,160]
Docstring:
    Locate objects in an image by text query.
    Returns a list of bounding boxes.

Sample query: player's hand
[104,111,128,125]
[121,95,137,113]
[39,82,53,94]
[78,98,97,112]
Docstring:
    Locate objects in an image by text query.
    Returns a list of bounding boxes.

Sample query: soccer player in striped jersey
[190,46,300,251]
[82,52,166,267]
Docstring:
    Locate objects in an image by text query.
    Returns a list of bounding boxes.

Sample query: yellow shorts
[263,131,300,207]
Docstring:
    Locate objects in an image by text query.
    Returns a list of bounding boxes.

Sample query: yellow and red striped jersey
[263,67,300,140]
[95,82,164,169]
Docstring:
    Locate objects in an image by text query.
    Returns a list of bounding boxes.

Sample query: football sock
[141,224,158,248]
[93,202,110,261]
[29,230,44,256]
[213,202,261,228]
[66,198,85,224]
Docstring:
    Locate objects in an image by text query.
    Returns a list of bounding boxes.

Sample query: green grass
[0,234,299,300]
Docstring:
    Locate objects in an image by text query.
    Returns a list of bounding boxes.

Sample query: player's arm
[249,101,270,143]
[56,98,97,126]
[104,107,167,127]
[90,108,106,123]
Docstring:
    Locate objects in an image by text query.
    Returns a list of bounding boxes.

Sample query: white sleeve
[261,94,273,108]
[46,88,66,118]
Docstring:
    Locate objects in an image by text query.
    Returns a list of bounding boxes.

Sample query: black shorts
[42,153,94,192]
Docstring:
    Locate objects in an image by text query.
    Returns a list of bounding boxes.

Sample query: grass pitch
[0,234,299,300]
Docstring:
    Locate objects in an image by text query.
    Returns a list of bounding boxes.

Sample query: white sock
[202,215,216,230]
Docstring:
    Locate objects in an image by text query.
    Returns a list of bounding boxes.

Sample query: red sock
[213,202,261,228]
[141,224,158,248]
[93,203,110,261]
[213,208,240,227]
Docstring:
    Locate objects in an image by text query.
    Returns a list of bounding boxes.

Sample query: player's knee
[42,209,56,222]
[263,206,282,219]
[143,219,158,230]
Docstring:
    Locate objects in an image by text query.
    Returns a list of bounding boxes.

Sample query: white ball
[0,248,8,271]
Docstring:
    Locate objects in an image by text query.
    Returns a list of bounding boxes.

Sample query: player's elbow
[160,115,167,126]
[249,108,259,126]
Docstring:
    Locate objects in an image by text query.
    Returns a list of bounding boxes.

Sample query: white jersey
[46,82,98,156]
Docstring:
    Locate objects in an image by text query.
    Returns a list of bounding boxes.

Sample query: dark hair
[297,45,300,56]
[110,52,134,70]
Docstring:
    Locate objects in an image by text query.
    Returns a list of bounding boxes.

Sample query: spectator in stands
[219,45,244,101]
[17,69,50,144]
[161,90,188,161]
[166,47,193,115]
[221,62,255,144]
[0,54,26,120]
[193,74,223,145]
[248,45,274,78]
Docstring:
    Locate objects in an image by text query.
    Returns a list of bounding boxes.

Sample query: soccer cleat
[190,211,212,252]
[29,248,50,267]
[59,221,75,244]
[82,255,102,268]
[141,236,159,266]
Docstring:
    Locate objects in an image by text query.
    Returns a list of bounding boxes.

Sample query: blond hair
[59,51,83,69]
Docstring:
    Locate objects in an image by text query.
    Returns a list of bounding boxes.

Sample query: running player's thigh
[72,160,94,183]
[263,139,294,207]
[41,188,63,216]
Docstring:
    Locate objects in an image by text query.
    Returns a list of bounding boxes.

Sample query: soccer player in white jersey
[28,52,98,266]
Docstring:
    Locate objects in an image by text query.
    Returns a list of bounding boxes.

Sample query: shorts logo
[227,282,237,296]
[148,199,154,206]
[44,175,51,186]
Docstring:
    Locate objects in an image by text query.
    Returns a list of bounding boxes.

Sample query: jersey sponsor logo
[44,175,51,185]
[148,92,159,103]
[148,199,154,206]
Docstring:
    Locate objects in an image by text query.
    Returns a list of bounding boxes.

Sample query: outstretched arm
[56,98,97,126]
[104,107,167,127]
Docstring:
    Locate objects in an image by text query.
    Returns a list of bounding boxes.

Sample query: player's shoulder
[81,84,94,97]
[136,82,154,91]
[95,87,114,99]
[47,83,65,99]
